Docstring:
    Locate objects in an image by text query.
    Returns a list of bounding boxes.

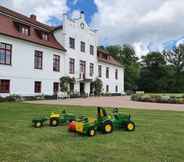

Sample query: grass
[0,102,184,162]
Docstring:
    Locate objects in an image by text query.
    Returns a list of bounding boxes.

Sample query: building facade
[0,5,124,97]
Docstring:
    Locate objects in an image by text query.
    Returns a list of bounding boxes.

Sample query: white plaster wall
[98,62,124,94]
[0,34,65,96]
[54,14,98,94]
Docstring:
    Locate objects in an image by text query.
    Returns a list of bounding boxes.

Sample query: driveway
[26,96,184,112]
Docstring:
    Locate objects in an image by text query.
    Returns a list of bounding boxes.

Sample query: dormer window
[102,54,108,60]
[21,26,29,36]
[42,33,48,41]
[14,22,30,36]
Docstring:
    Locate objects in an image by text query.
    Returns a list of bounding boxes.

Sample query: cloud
[71,10,81,19]
[0,0,68,24]
[91,0,184,56]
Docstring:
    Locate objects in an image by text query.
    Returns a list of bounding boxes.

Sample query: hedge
[131,94,184,104]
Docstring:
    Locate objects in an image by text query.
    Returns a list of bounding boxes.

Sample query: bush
[0,95,22,102]
[131,94,184,104]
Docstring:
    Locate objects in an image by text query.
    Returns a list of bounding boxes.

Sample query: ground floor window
[34,81,41,93]
[106,85,109,93]
[0,80,10,93]
[115,85,118,92]
[53,82,59,94]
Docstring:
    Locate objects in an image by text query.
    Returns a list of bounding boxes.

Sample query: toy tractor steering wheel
[112,108,119,114]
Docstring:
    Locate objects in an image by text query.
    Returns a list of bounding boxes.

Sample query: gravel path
[26,96,184,112]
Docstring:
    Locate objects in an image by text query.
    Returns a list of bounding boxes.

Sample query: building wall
[0,34,65,96]
[98,61,124,94]
[0,13,124,96]
[54,14,98,94]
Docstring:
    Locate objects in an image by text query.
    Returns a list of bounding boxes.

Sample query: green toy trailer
[68,107,135,136]
[32,110,76,128]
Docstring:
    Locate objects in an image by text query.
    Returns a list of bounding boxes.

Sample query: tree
[91,78,103,96]
[138,52,168,92]
[163,44,184,92]
[163,44,184,73]
[106,44,140,91]
[60,76,75,93]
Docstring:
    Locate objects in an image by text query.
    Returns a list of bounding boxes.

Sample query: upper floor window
[69,37,75,49]
[42,33,48,41]
[80,60,86,79]
[90,45,94,55]
[80,41,85,52]
[34,50,43,69]
[69,58,75,74]
[53,55,60,72]
[115,69,118,80]
[0,80,10,93]
[0,43,12,65]
[106,67,109,79]
[98,65,102,77]
[80,60,86,73]
[89,63,94,77]
[34,81,41,93]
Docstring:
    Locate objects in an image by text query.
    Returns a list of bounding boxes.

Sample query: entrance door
[80,82,85,95]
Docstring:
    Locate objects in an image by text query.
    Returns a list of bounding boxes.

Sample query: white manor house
[0,5,124,97]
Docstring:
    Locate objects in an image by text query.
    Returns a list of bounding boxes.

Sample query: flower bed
[131,94,184,104]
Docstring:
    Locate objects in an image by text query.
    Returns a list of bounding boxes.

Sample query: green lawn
[0,103,184,162]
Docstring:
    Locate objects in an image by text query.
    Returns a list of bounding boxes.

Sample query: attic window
[102,54,108,60]
[42,33,49,41]
[15,22,30,36]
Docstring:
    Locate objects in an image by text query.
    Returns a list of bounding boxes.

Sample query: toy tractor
[68,107,135,137]
[32,110,76,128]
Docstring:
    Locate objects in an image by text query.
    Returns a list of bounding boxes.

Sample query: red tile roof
[97,49,122,67]
[0,5,66,51]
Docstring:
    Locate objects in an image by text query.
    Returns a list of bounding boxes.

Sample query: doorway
[80,82,85,95]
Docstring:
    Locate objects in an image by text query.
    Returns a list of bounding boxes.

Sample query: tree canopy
[101,43,184,93]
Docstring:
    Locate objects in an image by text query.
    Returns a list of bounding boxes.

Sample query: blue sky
[48,0,97,26]
[67,0,97,24]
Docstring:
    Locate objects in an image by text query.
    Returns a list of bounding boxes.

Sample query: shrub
[131,94,184,104]
[0,95,22,102]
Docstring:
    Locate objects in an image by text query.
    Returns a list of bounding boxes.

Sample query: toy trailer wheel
[102,121,113,134]
[34,121,43,128]
[50,118,59,127]
[126,121,135,131]
[88,128,96,137]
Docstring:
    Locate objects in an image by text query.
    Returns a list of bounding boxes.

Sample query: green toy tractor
[68,107,135,137]
[32,110,76,128]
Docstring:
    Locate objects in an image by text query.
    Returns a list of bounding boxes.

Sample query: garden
[0,102,184,162]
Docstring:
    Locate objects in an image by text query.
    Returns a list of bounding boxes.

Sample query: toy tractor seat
[97,107,107,118]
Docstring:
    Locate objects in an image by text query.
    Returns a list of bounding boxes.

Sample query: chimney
[30,14,37,21]
[80,11,85,20]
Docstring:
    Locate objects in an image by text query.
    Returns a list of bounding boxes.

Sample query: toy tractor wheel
[88,128,96,137]
[50,118,59,127]
[102,121,113,134]
[126,121,135,131]
[34,121,43,128]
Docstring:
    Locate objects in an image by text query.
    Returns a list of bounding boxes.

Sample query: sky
[0,0,184,57]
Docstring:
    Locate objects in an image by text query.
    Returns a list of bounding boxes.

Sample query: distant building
[0,5,124,96]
